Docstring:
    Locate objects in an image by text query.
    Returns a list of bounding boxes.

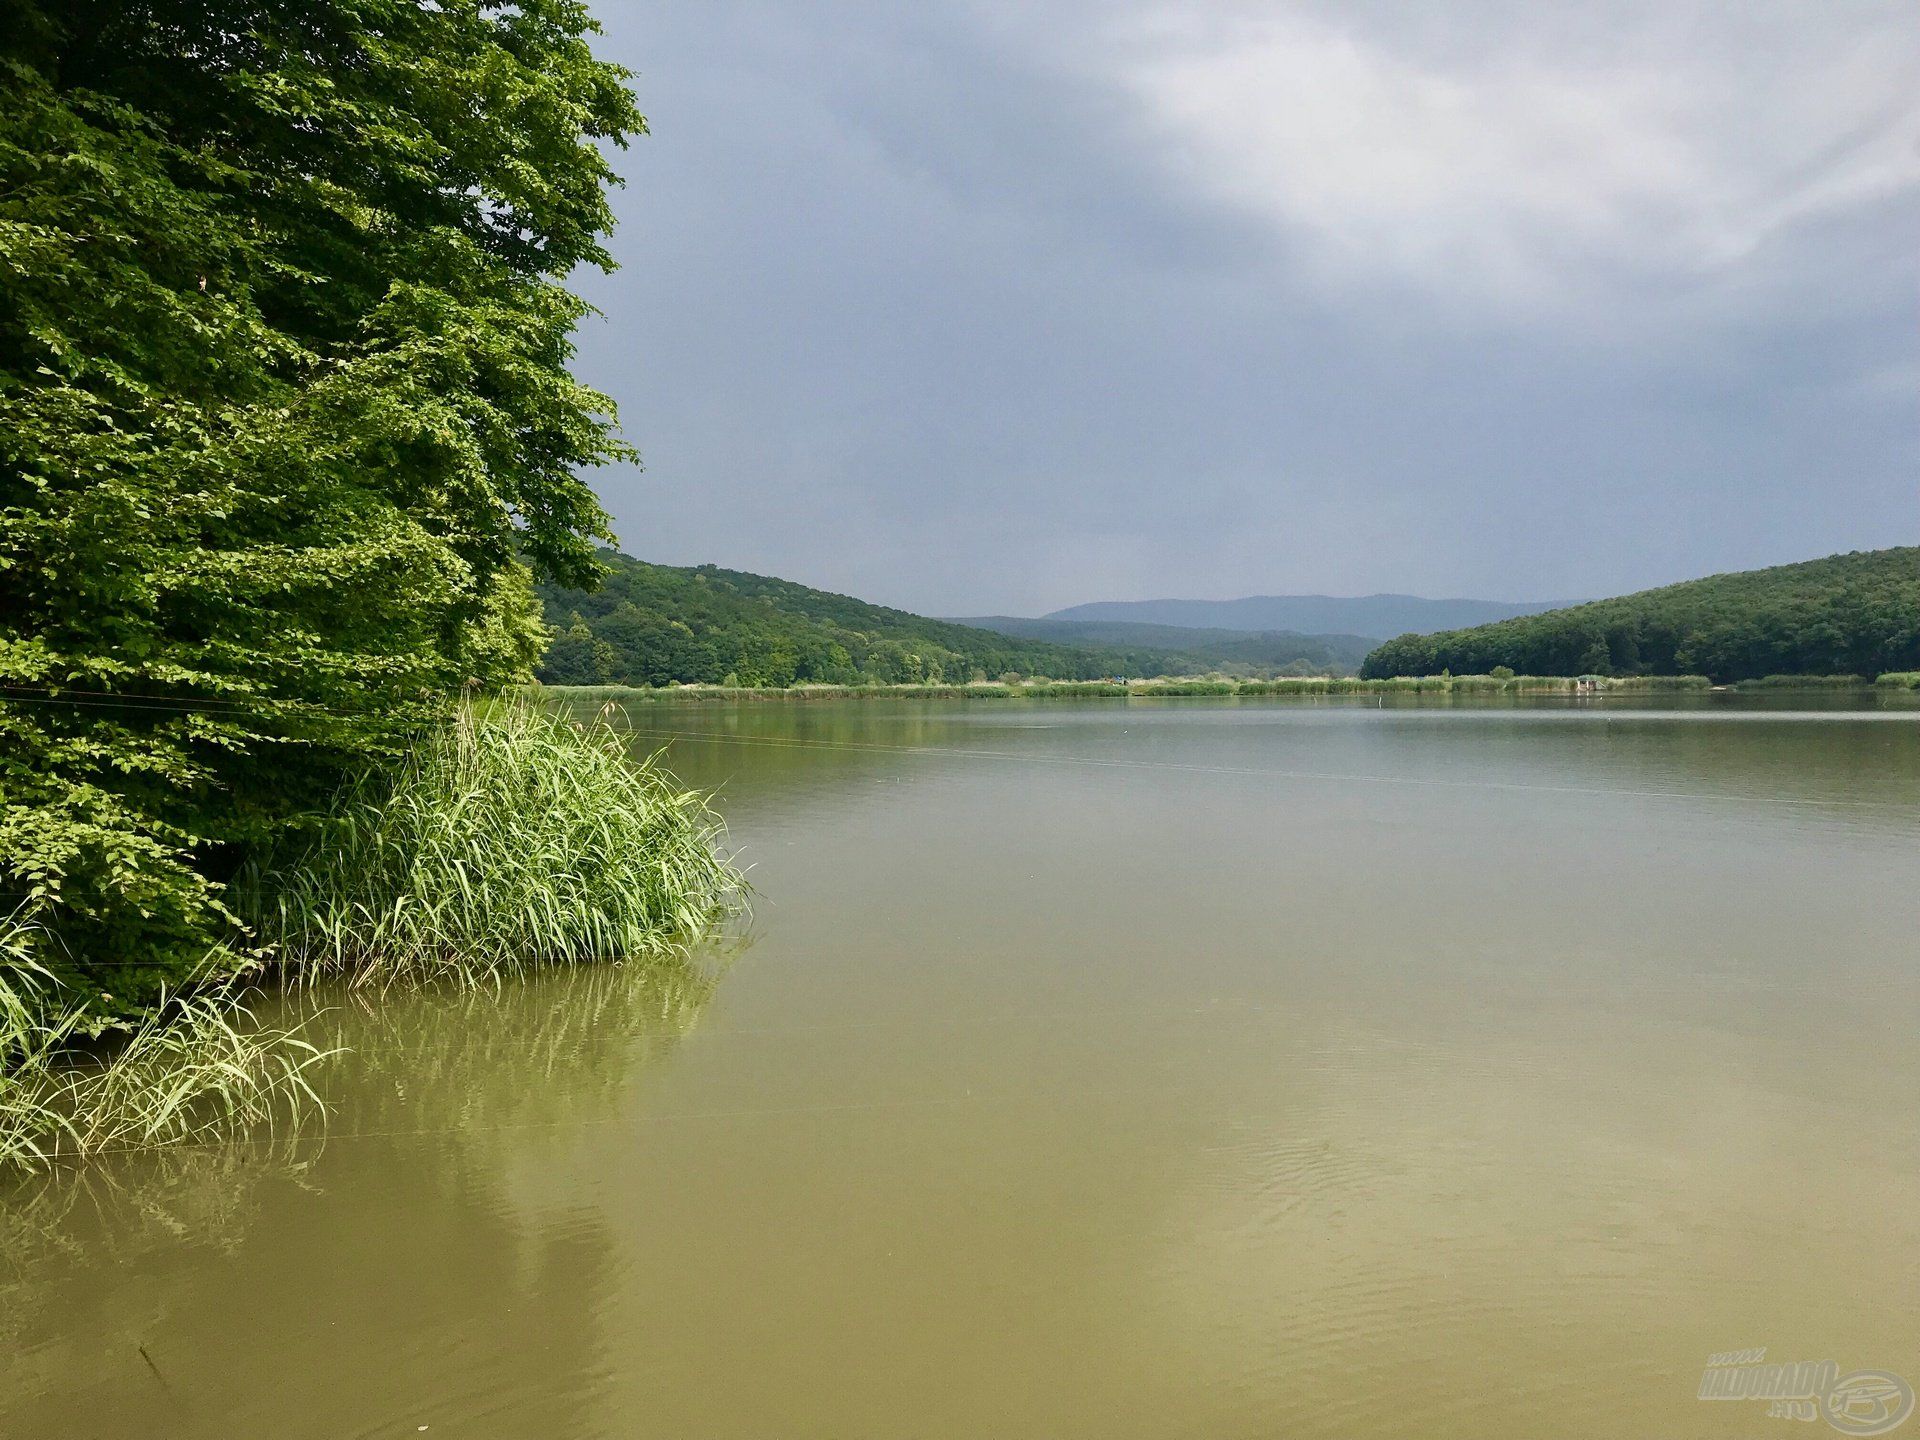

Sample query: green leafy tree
[540,617,611,687]
[0,0,643,1012]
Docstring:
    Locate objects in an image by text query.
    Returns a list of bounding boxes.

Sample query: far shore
[536,673,1920,702]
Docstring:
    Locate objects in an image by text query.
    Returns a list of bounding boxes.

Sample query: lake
[5,695,1918,1438]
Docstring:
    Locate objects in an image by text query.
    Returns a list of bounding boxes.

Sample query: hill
[536,552,1201,687]
[947,616,1374,674]
[1360,548,1920,683]
[1044,593,1575,639]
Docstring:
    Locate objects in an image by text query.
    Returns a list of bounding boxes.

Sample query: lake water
[5,696,1918,1438]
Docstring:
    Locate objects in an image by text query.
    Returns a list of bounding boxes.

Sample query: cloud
[1082,2,1920,309]
[568,0,1918,615]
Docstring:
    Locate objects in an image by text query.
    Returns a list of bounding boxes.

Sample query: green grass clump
[246,701,742,986]
[1,911,325,1173]
[1875,672,1920,689]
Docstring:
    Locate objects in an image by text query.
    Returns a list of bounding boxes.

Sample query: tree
[540,618,611,687]
[0,0,643,1012]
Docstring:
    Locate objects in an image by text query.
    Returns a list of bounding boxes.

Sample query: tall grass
[1875,672,1920,690]
[245,700,743,986]
[1,911,326,1173]
[3,701,738,1171]
[1733,674,1868,690]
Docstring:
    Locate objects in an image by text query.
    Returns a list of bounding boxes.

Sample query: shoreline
[536,673,1920,703]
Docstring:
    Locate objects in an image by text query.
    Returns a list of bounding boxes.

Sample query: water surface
[5,696,1918,1438]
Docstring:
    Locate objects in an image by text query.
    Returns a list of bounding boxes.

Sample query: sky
[568,0,1920,616]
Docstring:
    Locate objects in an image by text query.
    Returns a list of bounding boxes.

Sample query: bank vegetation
[0,3,736,1171]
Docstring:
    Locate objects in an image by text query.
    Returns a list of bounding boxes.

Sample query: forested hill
[1360,548,1920,683]
[537,552,1197,686]
[948,616,1374,673]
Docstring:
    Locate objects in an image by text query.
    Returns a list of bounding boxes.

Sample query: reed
[0,914,326,1174]
[1874,672,1920,689]
[1732,674,1869,690]
[244,699,743,986]
[1608,674,1714,690]
[1023,680,1128,697]
[1124,679,1238,696]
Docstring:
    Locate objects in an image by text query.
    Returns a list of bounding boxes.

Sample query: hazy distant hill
[1361,548,1920,683]
[1044,593,1575,639]
[948,616,1374,673]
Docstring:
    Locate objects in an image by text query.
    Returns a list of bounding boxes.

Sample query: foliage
[0,0,641,1011]
[537,550,1233,687]
[946,616,1373,674]
[1361,549,1920,683]
[241,702,742,987]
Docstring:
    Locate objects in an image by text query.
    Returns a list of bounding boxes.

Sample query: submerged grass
[245,699,743,987]
[0,912,327,1174]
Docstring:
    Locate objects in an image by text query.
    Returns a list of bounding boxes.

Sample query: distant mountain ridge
[1043,593,1578,640]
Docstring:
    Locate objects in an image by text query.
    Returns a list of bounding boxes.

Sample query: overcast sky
[569,0,1919,616]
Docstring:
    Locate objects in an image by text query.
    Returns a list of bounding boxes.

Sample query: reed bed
[0,915,326,1174]
[3,701,739,1170]
[245,700,743,987]
[1874,672,1920,689]
[1733,674,1869,690]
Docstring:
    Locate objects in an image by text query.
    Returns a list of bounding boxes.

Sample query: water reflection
[581,694,1920,836]
[294,945,726,1137]
[0,953,729,1438]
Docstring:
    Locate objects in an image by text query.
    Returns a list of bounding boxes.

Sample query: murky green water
[5,696,1919,1439]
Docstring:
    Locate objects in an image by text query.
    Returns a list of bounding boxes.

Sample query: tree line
[1361,548,1920,683]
